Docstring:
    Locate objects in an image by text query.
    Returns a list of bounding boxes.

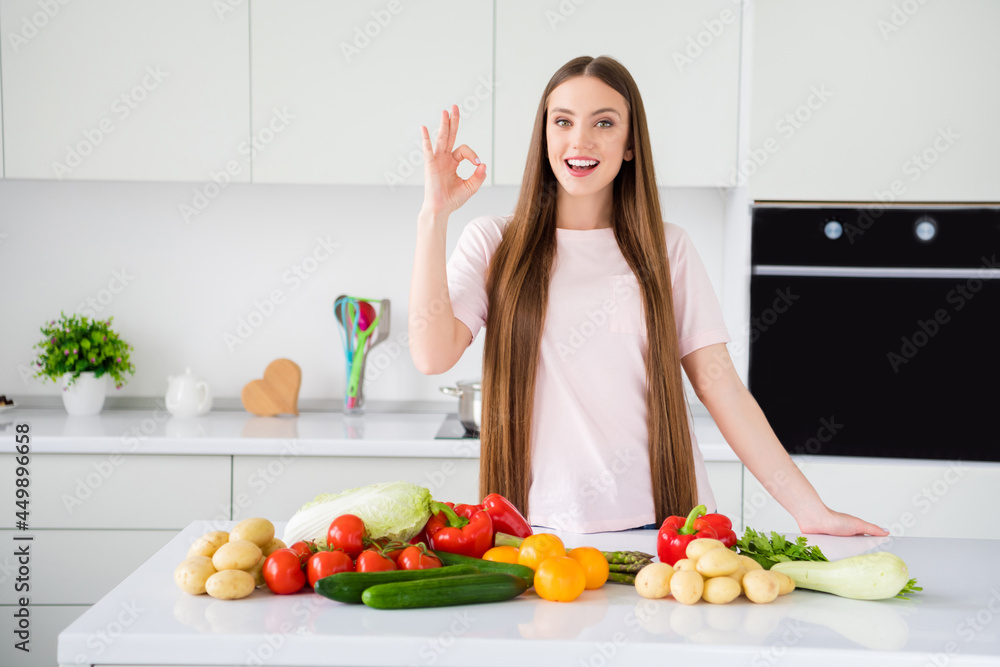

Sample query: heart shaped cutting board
[241,358,301,416]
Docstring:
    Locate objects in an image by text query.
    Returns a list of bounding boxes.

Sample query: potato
[742,570,780,604]
[673,558,697,571]
[696,548,741,578]
[669,570,705,605]
[771,570,796,595]
[725,566,748,592]
[229,518,275,548]
[205,569,256,600]
[261,537,287,558]
[246,555,266,588]
[685,538,726,561]
[186,531,229,558]
[739,554,764,571]
[212,540,262,572]
[174,556,217,595]
[702,576,741,604]
[635,563,675,599]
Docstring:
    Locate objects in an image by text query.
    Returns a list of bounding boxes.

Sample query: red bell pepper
[657,504,719,566]
[481,493,533,538]
[425,501,493,558]
[702,512,737,548]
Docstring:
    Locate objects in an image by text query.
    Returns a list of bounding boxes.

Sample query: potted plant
[33,312,135,416]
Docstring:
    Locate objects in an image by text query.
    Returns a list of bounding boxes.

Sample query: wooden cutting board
[240,358,301,417]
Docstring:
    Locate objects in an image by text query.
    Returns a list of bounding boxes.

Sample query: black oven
[748,204,999,462]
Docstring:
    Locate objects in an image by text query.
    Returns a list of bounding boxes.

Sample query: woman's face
[545,75,633,198]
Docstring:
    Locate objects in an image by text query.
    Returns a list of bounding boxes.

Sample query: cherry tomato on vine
[327,514,366,558]
[288,541,315,566]
[263,548,307,594]
[398,545,442,570]
[306,550,354,587]
[356,549,396,572]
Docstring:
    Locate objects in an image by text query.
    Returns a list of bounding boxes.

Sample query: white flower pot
[61,372,109,416]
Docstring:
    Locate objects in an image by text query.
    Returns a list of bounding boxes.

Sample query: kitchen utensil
[165,368,213,418]
[334,295,359,364]
[240,358,301,416]
[346,304,381,408]
[439,379,482,434]
[356,299,390,402]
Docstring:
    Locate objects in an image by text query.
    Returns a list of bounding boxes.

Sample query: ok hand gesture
[420,105,487,217]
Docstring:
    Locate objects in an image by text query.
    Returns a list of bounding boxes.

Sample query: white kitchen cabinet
[743,457,1000,539]
[0,604,86,667]
[493,0,740,187]
[749,0,1000,202]
[705,461,743,532]
[250,0,493,186]
[232,455,480,522]
[0,0,250,181]
[0,454,231,529]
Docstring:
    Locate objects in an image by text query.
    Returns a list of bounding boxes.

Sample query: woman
[409,55,886,536]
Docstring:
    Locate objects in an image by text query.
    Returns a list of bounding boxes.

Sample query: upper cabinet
[493,0,741,187]
[750,0,1000,202]
[250,0,493,185]
[0,0,250,181]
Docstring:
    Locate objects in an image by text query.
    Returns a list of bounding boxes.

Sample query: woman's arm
[680,343,888,536]
[408,105,485,375]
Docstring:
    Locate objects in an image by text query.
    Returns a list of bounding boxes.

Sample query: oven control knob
[915,217,937,242]
[823,219,843,240]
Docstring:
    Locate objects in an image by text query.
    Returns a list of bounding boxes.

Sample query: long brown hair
[480,56,697,525]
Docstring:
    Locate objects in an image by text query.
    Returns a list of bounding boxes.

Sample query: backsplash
[0,180,726,403]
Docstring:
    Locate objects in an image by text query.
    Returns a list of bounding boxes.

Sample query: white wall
[0,180,728,404]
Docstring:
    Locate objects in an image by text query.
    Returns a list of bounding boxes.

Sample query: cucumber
[435,550,535,587]
[361,573,529,609]
[314,564,479,604]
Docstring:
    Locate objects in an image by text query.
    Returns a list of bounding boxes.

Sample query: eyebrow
[550,107,622,117]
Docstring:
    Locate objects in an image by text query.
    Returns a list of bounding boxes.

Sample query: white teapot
[165,368,212,418]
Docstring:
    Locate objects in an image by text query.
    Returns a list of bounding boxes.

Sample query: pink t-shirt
[446,214,731,533]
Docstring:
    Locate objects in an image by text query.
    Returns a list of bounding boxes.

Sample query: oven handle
[752,265,1000,279]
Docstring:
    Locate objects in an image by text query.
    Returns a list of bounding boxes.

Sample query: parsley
[735,527,830,570]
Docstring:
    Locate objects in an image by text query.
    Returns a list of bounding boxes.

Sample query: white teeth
[567,159,598,167]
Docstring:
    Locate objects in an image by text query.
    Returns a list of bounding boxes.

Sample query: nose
[570,124,596,150]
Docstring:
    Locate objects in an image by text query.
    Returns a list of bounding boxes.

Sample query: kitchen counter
[0,407,739,461]
[58,521,998,667]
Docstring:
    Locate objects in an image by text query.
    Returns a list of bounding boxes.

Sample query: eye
[554,118,570,127]
[596,120,613,128]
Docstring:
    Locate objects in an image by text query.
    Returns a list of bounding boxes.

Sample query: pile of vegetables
[174,517,284,600]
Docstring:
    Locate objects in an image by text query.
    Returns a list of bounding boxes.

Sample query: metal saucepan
[439,379,481,435]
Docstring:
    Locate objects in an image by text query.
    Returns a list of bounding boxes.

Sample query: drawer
[0,603,88,667]
[0,529,175,605]
[0,454,231,529]
[232,456,480,523]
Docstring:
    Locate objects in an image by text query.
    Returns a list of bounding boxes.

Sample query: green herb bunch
[33,312,135,389]
[735,527,830,570]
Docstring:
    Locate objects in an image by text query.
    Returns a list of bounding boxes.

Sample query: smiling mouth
[565,159,599,173]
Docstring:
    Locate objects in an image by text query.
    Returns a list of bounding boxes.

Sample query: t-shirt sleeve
[666,223,731,358]
[445,215,508,344]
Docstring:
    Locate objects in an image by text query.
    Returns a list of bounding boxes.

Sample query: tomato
[534,556,587,602]
[306,550,355,587]
[263,548,307,595]
[568,546,609,590]
[327,515,366,558]
[372,538,407,565]
[356,549,396,572]
[288,541,315,566]
[517,533,566,571]
[482,546,520,564]
[397,545,442,570]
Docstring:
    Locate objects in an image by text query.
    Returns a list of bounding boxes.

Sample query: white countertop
[57,521,998,667]
[0,407,739,461]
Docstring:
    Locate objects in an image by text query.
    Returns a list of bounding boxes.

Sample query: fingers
[465,161,488,196]
[434,109,449,156]
[447,104,460,153]
[452,144,481,166]
[420,126,433,162]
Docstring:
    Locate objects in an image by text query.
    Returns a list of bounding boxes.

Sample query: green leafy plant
[33,312,135,389]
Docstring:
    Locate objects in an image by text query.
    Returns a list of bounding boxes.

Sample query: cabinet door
[494,0,740,187]
[232,456,480,523]
[750,0,1000,201]
[743,458,1000,539]
[0,0,250,181]
[705,461,743,532]
[251,0,493,185]
[0,454,231,529]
